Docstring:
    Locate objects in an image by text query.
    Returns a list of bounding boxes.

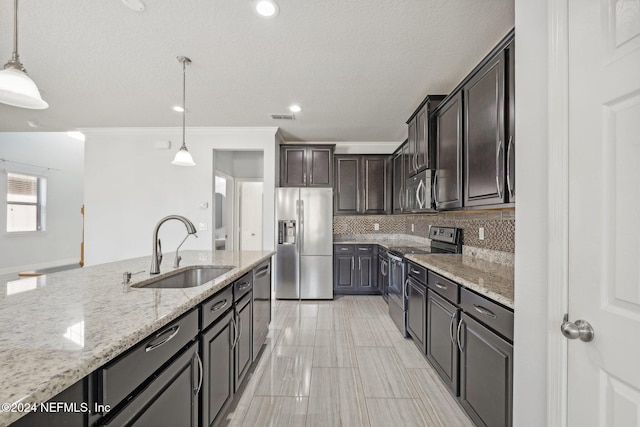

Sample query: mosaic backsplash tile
[333,210,515,253]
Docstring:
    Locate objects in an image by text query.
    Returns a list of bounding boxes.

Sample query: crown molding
[79,127,280,136]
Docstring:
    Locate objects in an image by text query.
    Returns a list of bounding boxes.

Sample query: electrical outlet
[199,222,208,231]
[479,227,485,240]
[411,224,415,232]
[374,223,379,231]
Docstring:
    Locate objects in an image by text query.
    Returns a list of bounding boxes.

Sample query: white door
[567,0,640,425]
[239,181,263,251]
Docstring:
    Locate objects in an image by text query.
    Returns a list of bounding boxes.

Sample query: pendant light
[172,56,196,166]
[0,0,48,109]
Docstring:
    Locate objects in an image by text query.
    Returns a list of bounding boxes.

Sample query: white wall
[0,133,84,273]
[513,0,549,425]
[83,127,277,266]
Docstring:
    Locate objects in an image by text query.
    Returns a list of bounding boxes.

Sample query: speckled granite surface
[405,254,514,309]
[0,250,273,426]
[333,234,430,248]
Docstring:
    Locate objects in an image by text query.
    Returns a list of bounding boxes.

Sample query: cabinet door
[101,343,200,427]
[202,311,234,427]
[355,254,377,292]
[361,156,389,214]
[415,106,428,173]
[459,313,513,427]
[426,290,459,394]
[252,261,271,361]
[464,50,506,207]
[333,253,356,292]
[506,41,515,202]
[280,146,307,187]
[234,294,253,392]
[392,146,405,214]
[407,116,418,176]
[435,92,463,210]
[307,147,333,187]
[406,278,427,353]
[334,156,360,215]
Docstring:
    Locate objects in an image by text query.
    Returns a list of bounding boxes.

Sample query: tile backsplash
[333,210,515,253]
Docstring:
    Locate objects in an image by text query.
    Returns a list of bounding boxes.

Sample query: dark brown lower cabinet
[333,245,379,294]
[201,311,234,427]
[458,312,513,427]
[406,277,427,354]
[426,290,459,394]
[234,293,253,392]
[101,342,200,427]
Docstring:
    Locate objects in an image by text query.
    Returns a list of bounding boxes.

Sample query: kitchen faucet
[150,215,197,274]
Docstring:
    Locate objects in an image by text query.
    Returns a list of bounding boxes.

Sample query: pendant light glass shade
[0,0,48,110]
[172,56,195,166]
[172,144,195,166]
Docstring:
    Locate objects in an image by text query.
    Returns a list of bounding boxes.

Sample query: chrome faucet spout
[150,215,198,274]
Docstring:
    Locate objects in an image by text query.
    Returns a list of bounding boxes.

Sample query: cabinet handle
[473,304,497,319]
[414,153,418,172]
[230,314,237,347]
[416,180,424,209]
[449,312,456,346]
[404,279,410,300]
[496,139,504,200]
[506,135,514,200]
[456,319,464,352]
[303,173,307,185]
[194,352,203,396]
[211,299,229,312]
[351,258,354,271]
[358,247,369,251]
[411,268,421,275]
[255,268,270,279]
[359,258,361,270]
[237,282,252,291]
[435,282,447,290]
[340,247,350,251]
[145,325,180,352]
[381,261,387,276]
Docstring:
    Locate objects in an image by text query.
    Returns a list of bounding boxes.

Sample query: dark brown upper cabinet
[334,155,390,215]
[463,50,507,207]
[434,91,464,210]
[506,40,515,203]
[279,145,334,187]
[407,95,446,177]
[392,142,407,214]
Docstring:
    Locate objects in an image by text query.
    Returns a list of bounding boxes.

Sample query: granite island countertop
[0,250,273,426]
[405,254,514,309]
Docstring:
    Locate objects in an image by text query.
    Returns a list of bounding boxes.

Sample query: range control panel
[429,226,460,244]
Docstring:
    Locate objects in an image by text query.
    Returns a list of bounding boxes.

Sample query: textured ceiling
[0,0,514,142]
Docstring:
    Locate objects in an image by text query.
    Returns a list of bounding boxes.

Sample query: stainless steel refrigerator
[275,187,333,300]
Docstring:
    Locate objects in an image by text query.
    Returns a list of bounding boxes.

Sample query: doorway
[212,150,264,252]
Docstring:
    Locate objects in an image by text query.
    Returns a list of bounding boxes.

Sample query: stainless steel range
[387,226,462,337]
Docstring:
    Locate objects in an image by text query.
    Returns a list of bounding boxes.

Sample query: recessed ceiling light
[289,104,301,113]
[253,0,279,18]
[122,0,145,12]
[173,105,185,112]
[26,120,40,128]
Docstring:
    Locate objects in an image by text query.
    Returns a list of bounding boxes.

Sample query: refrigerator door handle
[300,200,304,253]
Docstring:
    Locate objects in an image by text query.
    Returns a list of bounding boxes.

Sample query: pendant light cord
[182,58,186,149]
[13,0,18,56]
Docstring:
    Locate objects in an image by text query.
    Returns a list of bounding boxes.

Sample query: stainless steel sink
[133,266,233,289]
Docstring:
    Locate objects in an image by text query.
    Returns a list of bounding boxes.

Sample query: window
[6,172,47,232]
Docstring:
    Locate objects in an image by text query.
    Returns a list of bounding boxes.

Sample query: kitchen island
[0,250,273,427]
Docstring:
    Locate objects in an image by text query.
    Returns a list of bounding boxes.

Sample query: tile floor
[223,295,474,427]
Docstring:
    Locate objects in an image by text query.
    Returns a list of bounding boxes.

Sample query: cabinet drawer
[460,288,514,342]
[201,285,233,330]
[407,261,427,284]
[355,244,375,254]
[427,271,459,304]
[98,309,199,409]
[234,272,253,301]
[334,244,354,254]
